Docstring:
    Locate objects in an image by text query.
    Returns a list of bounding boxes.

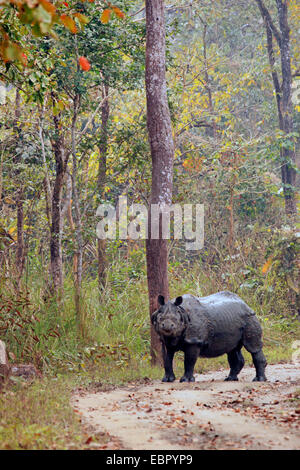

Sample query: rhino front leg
[252,350,267,382]
[225,348,245,381]
[162,345,176,382]
[180,344,199,382]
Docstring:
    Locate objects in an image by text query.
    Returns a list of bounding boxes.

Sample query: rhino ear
[158,295,165,306]
[174,296,183,306]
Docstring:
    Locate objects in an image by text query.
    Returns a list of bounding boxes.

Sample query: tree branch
[254,0,282,47]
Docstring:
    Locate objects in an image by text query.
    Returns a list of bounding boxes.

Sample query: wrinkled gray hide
[182,292,263,355]
[152,291,267,383]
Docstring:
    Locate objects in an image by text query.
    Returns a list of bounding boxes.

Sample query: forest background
[0,0,299,449]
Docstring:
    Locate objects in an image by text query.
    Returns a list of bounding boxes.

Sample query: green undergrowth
[1,259,299,378]
[0,259,299,449]
[0,376,87,450]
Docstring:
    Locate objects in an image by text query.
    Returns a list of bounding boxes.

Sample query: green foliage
[0,223,15,251]
[0,0,299,452]
[0,290,62,368]
[0,0,298,387]
[1,242,298,380]
[262,228,300,314]
[0,377,89,450]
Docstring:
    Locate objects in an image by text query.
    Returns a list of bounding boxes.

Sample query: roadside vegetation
[1,250,299,449]
[0,0,299,450]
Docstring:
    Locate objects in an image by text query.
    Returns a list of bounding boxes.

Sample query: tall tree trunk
[13,90,25,283]
[145,0,175,365]
[50,103,68,296]
[50,148,64,295]
[16,187,25,284]
[255,0,297,218]
[38,101,52,231]
[97,84,109,290]
[276,0,297,217]
[71,94,84,331]
[202,22,217,139]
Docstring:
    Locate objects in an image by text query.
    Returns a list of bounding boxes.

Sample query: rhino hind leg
[251,350,267,382]
[225,348,245,381]
[243,317,267,381]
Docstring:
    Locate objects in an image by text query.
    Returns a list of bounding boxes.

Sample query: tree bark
[50,148,64,295]
[276,0,297,217]
[50,100,69,296]
[202,22,217,139]
[16,188,25,283]
[145,0,175,365]
[13,90,25,283]
[255,0,297,218]
[38,101,52,231]
[97,84,109,290]
[71,94,83,329]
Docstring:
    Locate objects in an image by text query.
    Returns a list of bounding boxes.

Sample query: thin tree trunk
[50,99,68,296]
[145,0,175,365]
[38,101,52,230]
[71,94,84,330]
[16,188,25,283]
[202,22,217,139]
[13,90,25,283]
[276,0,297,217]
[61,171,72,222]
[50,151,64,295]
[228,180,235,252]
[97,84,109,290]
[255,0,297,218]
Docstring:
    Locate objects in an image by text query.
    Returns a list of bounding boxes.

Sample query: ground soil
[72,363,300,450]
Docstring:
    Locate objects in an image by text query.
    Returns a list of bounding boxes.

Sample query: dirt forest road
[72,363,300,450]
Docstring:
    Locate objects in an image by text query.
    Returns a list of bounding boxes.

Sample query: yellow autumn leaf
[40,0,56,16]
[4,196,15,204]
[57,101,65,111]
[73,13,89,25]
[101,9,112,24]
[60,14,77,34]
[112,6,125,19]
[262,257,273,275]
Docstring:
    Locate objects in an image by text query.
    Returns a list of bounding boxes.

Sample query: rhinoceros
[151,291,267,383]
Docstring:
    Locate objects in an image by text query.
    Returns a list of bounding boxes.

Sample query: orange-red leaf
[112,6,125,19]
[21,52,28,67]
[262,257,273,275]
[79,56,91,71]
[74,12,89,25]
[60,14,77,33]
[101,9,112,23]
[40,0,56,15]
